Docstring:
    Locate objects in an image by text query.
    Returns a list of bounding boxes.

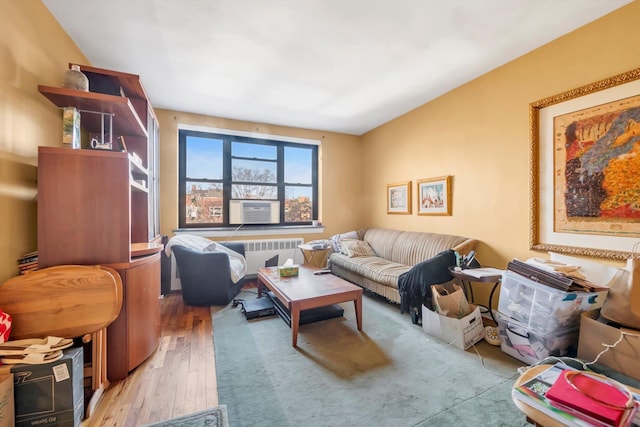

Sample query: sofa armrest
[452,238,478,257]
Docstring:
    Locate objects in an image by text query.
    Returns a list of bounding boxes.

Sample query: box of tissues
[278,259,299,277]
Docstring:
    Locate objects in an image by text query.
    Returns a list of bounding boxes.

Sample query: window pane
[285,147,312,184]
[232,159,277,183]
[185,181,223,224]
[232,141,276,160]
[232,184,277,200]
[186,136,222,179]
[285,186,312,222]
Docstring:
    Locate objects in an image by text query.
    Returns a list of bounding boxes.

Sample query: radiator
[240,237,304,276]
[170,237,304,290]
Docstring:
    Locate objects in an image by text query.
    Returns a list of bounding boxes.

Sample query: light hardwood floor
[85,292,222,426]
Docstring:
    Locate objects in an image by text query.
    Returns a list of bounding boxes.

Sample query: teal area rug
[213,290,530,427]
[142,405,229,427]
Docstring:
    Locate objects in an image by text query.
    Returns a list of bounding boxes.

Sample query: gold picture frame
[417,176,451,216]
[387,181,411,214]
[530,66,640,260]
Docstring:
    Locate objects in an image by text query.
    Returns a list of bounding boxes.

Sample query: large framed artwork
[530,67,640,260]
[387,181,411,214]
[417,176,451,216]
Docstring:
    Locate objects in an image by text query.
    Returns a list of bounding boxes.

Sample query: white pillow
[340,239,376,258]
[330,231,359,254]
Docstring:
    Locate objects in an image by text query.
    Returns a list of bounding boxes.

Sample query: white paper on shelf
[460,267,504,279]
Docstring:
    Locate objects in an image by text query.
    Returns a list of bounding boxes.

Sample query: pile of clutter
[0,308,73,365]
[0,336,73,365]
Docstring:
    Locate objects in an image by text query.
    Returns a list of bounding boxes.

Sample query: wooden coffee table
[257,266,363,347]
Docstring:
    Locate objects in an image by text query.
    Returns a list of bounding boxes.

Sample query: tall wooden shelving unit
[37,64,162,382]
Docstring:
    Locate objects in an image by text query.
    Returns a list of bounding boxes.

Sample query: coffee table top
[257,265,361,304]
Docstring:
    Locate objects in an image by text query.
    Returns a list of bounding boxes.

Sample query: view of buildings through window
[179,129,317,227]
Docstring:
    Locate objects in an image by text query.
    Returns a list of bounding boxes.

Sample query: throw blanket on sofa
[397,249,457,314]
[165,235,247,283]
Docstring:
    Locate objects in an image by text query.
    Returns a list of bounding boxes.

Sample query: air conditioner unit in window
[229,200,280,224]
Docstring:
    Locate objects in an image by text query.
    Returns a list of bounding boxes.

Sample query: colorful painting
[417,176,451,216]
[530,66,640,260]
[554,97,640,236]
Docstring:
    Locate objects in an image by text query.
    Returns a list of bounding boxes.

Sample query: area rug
[142,405,229,427]
[213,290,531,427]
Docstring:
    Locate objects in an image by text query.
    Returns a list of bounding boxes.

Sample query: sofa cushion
[330,253,411,288]
[362,228,404,261]
[341,239,376,257]
[390,231,471,265]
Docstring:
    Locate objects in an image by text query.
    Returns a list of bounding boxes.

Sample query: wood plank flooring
[85,292,224,426]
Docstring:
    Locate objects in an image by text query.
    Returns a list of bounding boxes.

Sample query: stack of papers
[459,267,503,279]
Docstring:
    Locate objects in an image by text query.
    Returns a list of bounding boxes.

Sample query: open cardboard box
[578,309,640,381]
[422,304,484,350]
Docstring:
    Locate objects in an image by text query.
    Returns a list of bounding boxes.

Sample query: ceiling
[43,0,631,136]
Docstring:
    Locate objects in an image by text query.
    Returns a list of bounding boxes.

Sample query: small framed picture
[387,181,411,214]
[417,176,451,216]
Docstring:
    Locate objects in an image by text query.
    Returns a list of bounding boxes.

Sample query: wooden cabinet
[37,64,162,381]
[105,254,161,381]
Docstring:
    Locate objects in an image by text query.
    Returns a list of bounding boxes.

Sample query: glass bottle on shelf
[62,64,89,92]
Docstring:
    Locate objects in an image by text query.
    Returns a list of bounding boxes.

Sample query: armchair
[172,242,246,306]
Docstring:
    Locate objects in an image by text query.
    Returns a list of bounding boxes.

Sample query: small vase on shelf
[62,64,89,92]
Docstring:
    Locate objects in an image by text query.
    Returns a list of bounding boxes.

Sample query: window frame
[178,128,318,228]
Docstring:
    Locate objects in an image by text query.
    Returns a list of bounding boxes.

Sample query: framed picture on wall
[417,176,451,216]
[530,66,640,260]
[387,181,411,214]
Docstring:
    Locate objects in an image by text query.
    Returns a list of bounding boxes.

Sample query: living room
[3,1,640,285]
[2,1,640,426]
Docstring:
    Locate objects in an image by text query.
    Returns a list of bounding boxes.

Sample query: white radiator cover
[240,237,304,276]
[170,237,304,290]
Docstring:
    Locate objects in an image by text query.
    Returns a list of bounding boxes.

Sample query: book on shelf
[18,261,38,268]
[513,363,640,427]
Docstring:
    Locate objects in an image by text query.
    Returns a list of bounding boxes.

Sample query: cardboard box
[62,107,80,149]
[11,347,84,427]
[578,309,640,382]
[422,304,484,350]
[0,374,14,427]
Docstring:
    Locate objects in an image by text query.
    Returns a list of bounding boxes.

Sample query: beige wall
[1,0,638,285]
[0,0,88,282]
[156,110,364,242]
[361,2,640,272]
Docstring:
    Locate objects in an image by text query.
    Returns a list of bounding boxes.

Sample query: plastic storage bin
[495,311,579,365]
[497,270,607,334]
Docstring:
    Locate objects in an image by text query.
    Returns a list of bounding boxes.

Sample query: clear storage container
[497,270,607,334]
[495,311,579,365]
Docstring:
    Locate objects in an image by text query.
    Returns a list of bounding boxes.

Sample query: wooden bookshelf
[38,85,147,138]
[37,64,161,382]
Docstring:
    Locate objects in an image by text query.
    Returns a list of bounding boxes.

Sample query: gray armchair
[172,242,246,306]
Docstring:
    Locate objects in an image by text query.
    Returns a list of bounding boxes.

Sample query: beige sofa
[329,228,478,305]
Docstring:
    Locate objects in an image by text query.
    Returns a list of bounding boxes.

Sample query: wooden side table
[298,244,331,268]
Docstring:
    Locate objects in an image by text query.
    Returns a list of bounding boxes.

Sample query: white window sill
[172,225,325,239]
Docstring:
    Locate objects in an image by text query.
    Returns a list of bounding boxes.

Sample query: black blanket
[397,249,457,314]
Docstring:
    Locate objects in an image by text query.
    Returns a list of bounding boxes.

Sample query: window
[178,129,318,228]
